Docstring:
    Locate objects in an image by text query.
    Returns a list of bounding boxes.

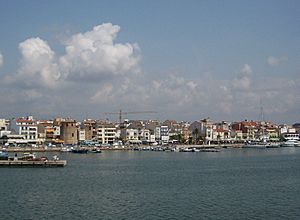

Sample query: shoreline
[1,144,244,152]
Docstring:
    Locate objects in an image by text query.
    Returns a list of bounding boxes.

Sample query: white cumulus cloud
[18,37,61,88]
[3,23,140,88]
[59,23,140,81]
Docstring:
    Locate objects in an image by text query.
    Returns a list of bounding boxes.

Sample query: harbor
[1,147,300,220]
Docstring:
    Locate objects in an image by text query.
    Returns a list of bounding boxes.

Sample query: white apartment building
[97,124,116,144]
[155,126,169,144]
[16,116,38,144]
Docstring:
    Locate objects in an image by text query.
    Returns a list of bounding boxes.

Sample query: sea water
[1,148,300,219]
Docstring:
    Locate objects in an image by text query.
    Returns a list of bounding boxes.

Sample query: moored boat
[71,149,88,154]
[243,141,267,148]
[90,148,102,153]
[265,143,281,148]
[0,151,8,160]
[281,140,298,147]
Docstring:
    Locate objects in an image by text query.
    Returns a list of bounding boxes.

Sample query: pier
[0,160,67,167]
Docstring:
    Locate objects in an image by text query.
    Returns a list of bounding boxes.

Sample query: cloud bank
[0,23,299,123]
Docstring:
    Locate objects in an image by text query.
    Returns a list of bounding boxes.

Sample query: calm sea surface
[1,148,300,220]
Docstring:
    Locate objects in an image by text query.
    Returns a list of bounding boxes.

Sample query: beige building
[60,119,78,145]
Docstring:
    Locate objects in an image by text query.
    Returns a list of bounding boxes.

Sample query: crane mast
[104,109,157,124]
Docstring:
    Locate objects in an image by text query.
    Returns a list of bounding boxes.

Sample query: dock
[0,160,67,167]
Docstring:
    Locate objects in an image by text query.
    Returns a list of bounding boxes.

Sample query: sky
[0,0,299,123]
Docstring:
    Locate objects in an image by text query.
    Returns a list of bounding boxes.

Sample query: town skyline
[0,1,299,123]
[1,115,299,148]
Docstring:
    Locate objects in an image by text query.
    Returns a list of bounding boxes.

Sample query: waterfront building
[230,130,243,141]
[145,120,160,132]
[0,119,9,130]
[0,134,27,146]
[160,125,169,144]
[181,123,191,144]
[190,118,213,144]
[212,128,230,143]
[154,125,169,144]
[59,119,78,145]
[36,120,55,145]
[78,124,86,142]
[83,119,96,141]
[96,122,116,144]
[121,128,140,144]
[149,134,156,143]
[293,123,300,134]
[139,128,151,143]
[0,118,11,138]
[155,127,161,141]
[231,120,258,141]
[16,116,38,144]
[263,122,279,141]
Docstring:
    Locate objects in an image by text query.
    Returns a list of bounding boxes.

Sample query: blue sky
[0,0,299,123]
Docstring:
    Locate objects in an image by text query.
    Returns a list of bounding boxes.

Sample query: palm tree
[192,128,199,144]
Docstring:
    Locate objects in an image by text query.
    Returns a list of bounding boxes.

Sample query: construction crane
[104,109,157,124]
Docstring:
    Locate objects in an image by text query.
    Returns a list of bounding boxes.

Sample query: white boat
[243,141,267,148]
[281,140,298,147]
[265,142,281,148]
[281,133,299,147]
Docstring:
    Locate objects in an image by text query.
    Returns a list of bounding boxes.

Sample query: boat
[179,148,193,152]
[0,151,8,160]
[61,147,72,152]
[71,148,88,154]
[265,142,280,148]
[199,148,220,152]
[20,152,37,160]
[179,148,220,152]
[281,140,298,147]
[90,148,102,153]
[243,141,267,148]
